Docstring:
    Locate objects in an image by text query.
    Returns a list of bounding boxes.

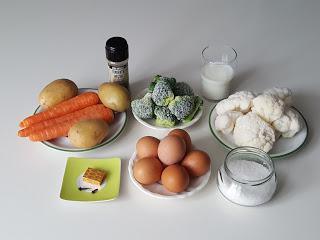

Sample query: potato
[98,83,130,112]
[68,119,109,148]
[39,79,78,109]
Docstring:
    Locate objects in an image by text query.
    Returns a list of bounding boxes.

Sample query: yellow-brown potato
[98,83,130,112]
[39,79,78,109]
[68,119,109,148]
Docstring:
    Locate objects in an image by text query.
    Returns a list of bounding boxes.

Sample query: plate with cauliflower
[209,88,308,158]
[131,75,203,130]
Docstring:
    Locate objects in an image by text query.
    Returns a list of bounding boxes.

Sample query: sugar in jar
[217,147,277,206]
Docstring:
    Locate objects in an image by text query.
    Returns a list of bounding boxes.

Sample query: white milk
[201,62,234,100]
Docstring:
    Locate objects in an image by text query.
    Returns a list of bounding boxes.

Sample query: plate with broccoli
[131,75,203,130]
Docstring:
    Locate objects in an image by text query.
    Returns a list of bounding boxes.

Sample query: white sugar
[218,159,277,206]
[227,160,270,181]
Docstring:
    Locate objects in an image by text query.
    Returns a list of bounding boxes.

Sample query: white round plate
[128,152,211,199]
[132,88,203,130]
[208,105,308,159]
[34,88,127,152]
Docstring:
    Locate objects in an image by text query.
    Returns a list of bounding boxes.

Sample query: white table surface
[1,0,320,239]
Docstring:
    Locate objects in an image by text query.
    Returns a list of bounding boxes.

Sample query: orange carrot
[28,104,114,142]
[18,104,114,137]
[19,92,100,128]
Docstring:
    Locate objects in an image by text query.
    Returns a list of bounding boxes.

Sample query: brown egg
[136,136,160,158]
[158,135,186,165]
[161,165,190,193]
[133,157,163,185]
[168,129,192,152]
[181,150,211,177]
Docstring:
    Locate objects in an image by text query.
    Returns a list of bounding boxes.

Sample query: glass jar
[217,147,277,206]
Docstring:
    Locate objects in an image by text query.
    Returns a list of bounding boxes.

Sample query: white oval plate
[132,89,203,130]
[208,105,308,159]
[34,88,127,152]
[128,152,211,199]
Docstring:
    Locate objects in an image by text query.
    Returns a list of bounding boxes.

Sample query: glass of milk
[201,44,237,100]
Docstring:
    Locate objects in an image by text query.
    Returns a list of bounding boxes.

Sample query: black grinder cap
[105,37,128,62]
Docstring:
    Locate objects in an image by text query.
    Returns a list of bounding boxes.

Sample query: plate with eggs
[208,88,308,159]
[128,129,211,199]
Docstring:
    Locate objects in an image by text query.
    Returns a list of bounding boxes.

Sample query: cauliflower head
[264,87,292,106]
[216,91,255,115]
[233,112,276,152]
[272,108,301,138]
[252,94,285,123]
[215,111,243,134]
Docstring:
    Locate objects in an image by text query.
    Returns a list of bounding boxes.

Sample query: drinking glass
[201,44,237,100]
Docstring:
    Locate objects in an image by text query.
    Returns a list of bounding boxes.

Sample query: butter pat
[83,168,106,186]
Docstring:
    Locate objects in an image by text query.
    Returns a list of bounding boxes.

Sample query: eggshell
[158,135,186,165]
[136,136,160,158]
[168,129,192,152]
[133,157,163,185]
[181,150,211,177]
[161,165,190,193]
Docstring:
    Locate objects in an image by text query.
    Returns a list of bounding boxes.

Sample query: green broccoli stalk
[131,93,155,119]
[173,82,194,96]
[168,95,195,120]
[154,106,177,127]
[148,75,176,92]
[182,96,203,123]
[151,80,175,106]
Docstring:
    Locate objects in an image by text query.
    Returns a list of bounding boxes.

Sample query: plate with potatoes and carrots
[17,79,130,152]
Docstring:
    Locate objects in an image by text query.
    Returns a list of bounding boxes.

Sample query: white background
[1,0,319,239]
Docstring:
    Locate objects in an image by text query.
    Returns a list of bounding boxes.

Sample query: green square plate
[60,157,121,202]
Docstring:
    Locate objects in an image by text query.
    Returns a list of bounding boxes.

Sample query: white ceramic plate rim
[132,88,203,130]
[128,151,211,199]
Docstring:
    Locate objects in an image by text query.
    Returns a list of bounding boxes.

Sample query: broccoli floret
[182,96,203,123]
[173,82,194,96]
[148,75,176,92]
[131,93,155,119]
[168,95,195,120]
[160,76,176,88]
[152,80,175,106]
[154,106,177,127]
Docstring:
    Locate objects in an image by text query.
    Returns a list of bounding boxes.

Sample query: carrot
[28,104,114,142]
[18,104,114,137]
[19,92,100,128]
